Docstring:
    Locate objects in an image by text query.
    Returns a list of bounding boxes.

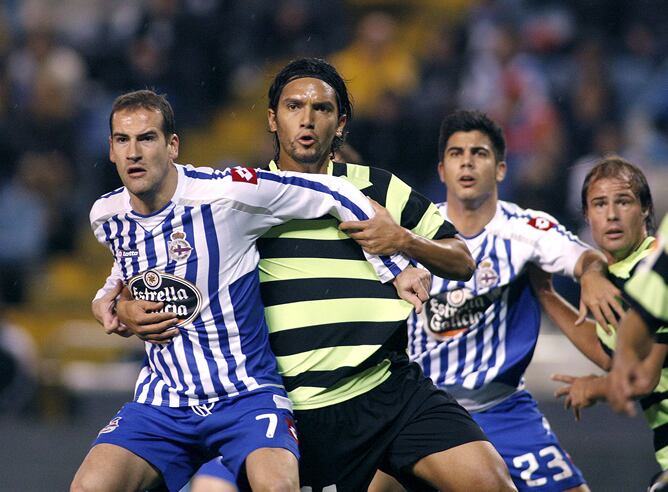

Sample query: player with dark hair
[106,61,517,491]
[77,89,421,492]
[402,110,626,491]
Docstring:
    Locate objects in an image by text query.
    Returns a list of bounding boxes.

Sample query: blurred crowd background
[0,0,667,489]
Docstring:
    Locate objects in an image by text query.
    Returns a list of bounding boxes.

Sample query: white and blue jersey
[408,200,589,412]
[92,163,408,408]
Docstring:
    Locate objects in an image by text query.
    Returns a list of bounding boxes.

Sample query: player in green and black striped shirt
[259,57,515,491]
[531,157,668,479]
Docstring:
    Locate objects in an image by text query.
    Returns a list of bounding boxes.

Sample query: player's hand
[608,351,642,416]
[339,199,407,255]
[392,266,431,314]
[116,298,180,345]
[92,279,132,337]
[576,269,624,333]
[552,373,601,421]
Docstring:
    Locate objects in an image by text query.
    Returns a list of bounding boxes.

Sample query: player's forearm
[399,234,474,281]
[537,289,611,370]
[617,309,654,361]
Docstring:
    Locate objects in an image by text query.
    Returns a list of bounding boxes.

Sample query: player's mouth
[604,227,624,239]
[127,165,147,177]
[458,175,476,187]
[297,134,317,146]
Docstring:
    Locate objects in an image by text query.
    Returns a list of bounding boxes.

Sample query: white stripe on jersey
[92,164,410,407]
[408,200,590,411]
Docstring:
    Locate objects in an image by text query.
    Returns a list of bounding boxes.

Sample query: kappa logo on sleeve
[231,166,258,184]
[527,216,556,231]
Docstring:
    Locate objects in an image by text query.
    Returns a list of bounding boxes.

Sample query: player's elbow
[449,239,475,281]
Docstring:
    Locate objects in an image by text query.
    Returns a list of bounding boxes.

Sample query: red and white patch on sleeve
[527,216,556,231]
[230,166,258,184]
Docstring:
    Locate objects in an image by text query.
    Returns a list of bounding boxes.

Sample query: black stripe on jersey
[599,339,614,359]
[657,333,668,345]
[640,390,668,410]
[367,167,392,205]
[257,236,366,261]
[398,189,436,233]
[270,320,404,356]
[332,161,347,177]
[654,421,668,452]
[261,278,397,306]
[655,250,668,278]
[282,348,388,392]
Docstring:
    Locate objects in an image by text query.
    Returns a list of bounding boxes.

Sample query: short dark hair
[438,110,506,162]
[268,58,352,158]
[581,155,656,234]
[109,90,176,137]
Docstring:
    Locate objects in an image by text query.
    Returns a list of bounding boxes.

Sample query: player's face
[109,107,179,213]
[586,176,648,263]
[268,77,347,170]
[437,130,506,208]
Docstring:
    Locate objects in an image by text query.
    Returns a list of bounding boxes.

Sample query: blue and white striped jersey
[92,163,408,407]
[407,200,590,412]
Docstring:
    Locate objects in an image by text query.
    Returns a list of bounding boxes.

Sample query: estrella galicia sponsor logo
[128,269,203,325]
[98,417,122,435]
[423,287,502,340]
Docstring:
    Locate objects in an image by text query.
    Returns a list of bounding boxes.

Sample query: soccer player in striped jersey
[73,89,419,492]
[404,110,625,492]
[531,157,668,477]
[609,210,668,415]
[109,60,517,491]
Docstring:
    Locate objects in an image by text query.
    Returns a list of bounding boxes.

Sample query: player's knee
[70,472,104,492]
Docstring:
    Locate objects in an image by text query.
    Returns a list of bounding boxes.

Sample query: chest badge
[476,259,499,289]
[168,231,193,262]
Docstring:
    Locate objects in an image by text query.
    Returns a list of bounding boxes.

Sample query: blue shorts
[93,388,299,492]
[472,390,585,492]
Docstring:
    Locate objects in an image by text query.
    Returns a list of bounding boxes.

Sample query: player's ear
[268,109,277,133]
[437,160,446,184]
[168,133,179,160]
[496,161,507,183]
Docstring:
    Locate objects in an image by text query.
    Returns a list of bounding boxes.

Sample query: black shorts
[294,358,488,491]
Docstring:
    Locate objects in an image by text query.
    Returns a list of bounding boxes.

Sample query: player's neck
[446,195,498,237]
[276,156,329,174]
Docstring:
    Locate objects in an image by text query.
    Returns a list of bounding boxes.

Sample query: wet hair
[109,89,176,137]
[581,155,656,234]
[268,58,352,160]
[438,110,506,162]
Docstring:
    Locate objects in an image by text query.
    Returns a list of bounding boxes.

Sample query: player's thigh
[71,443,161,492]
[245,447,299,491]
[192,457,238,492]
[412,441,516,492]
[369,470,406,492]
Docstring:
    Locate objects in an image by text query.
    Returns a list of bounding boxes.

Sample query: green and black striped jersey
[597,234,668,469]
[257,160,456,410]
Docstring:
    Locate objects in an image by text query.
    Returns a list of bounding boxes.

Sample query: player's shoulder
[496,200,562,232]
[179,163,263,200]
[90,186,128,225]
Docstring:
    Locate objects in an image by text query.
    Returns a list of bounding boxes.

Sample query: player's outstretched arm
[551,373,607,421]
[339,199,474,280]
[574,249,624,331]
[528,264,611,370]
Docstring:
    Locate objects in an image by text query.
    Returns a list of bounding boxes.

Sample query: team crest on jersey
[527,216,556,231]
[168,231,193,262]
[128,269,203,325]
[98,417,122,435]
[230,166,258,184]
[423,287,502,341]
[475,259,499,289]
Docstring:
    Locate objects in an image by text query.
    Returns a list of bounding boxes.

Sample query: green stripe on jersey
[264,297,412,332]
[259,258,380,283]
